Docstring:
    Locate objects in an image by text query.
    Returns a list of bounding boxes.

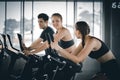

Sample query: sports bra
[58,39,74,49]
[88,37,109,59]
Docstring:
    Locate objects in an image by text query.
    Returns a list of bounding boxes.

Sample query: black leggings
[101,59,120,80]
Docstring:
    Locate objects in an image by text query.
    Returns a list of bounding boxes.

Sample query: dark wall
[103,0,120,63]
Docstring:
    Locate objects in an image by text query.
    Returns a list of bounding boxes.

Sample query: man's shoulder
[46,26,54,32]
[47,26,53,30]
[41,26,54,35]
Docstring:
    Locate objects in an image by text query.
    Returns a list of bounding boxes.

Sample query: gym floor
[75,57,100,80]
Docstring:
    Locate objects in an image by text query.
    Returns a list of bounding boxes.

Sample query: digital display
[112,1,120,9]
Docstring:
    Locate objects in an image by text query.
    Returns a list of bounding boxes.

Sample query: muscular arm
[28,38,43,49]
[30,41,49,54]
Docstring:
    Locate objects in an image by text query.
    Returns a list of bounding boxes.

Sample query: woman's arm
[71,43,83,56]
[54,28,68,42]
[51,39,95,64]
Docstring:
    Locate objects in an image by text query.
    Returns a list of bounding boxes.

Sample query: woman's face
[52,16,62,30]
[74,26,82,39]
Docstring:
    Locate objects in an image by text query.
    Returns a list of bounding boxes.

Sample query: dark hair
[75,21,90,47]
[51,13,62,21]
[37,13,49,21]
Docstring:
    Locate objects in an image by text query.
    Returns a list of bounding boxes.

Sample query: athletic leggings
[101,59,120,80]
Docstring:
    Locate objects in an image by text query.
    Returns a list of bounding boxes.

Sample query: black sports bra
[88,37,109,59]
[58,39,74,49]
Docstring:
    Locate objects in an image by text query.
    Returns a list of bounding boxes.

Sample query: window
[24,2,33,47]
[0,2,5,33]
[33,1,67,40]
[6,2,21,49]
[0,0,103,51]
[77,1,103,39]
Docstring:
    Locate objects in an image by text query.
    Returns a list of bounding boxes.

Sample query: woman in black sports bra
[51,21,120,80]
[52,13,75,53]
[45,13,76,80]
